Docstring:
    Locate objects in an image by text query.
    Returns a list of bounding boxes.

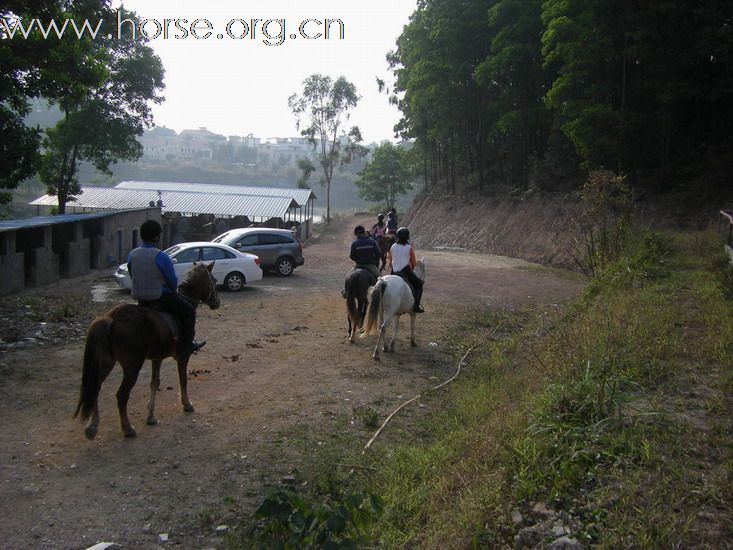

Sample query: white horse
[362,259,425,360]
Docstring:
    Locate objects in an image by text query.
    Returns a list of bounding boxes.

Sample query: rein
[179,267,217,308]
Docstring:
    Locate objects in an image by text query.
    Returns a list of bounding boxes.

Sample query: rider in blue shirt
[342,225,382,298]
[128,220,205,354]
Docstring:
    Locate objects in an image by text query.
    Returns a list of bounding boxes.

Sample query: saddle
[394,271,419,301]
[353,266,378,285]
[139,304,181,354]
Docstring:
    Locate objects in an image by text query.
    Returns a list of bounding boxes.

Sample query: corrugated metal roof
[29,187,299,219]
[114,180,316,205]
[0,210,129,233]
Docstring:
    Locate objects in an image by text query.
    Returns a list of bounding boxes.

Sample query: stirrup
[186,340,207,354]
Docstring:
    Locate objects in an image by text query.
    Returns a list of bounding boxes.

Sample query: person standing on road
[387,226,424,313]
[128,220,205,354]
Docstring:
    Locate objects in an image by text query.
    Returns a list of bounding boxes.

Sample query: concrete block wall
[0,253,25,295]
[0,207,162,296]
[63,238,91,279]
[28,247,60,287]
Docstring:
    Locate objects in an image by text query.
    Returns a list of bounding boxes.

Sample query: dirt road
[0,215,583,549]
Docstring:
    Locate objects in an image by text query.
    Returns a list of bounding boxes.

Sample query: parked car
[211,227,304,276]
[114,241,262,292]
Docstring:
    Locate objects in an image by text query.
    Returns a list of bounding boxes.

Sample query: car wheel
[276,257,294,277]
[223,272,245,291]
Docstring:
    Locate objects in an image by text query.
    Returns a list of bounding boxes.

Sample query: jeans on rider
[141,292,205,353]
[393,266,424,312]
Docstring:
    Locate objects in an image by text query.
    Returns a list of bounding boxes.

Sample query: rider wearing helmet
[349,225,382,279]
[388,226,424,313]
[370,213,387,238]
[127,220,205,354]
[386,209,398,236]
[342,225,382,298]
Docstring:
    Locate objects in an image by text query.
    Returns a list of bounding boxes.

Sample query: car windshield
[211,234,225,243]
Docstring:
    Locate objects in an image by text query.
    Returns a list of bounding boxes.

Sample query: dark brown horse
[74,262,220,439]
[345,268,376,343]
[374,234,394,272]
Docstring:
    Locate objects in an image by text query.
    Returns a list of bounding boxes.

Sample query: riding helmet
[354,225,366,236]
[377,213,384,221]
[396,226,410,242]
[140,220,163,242]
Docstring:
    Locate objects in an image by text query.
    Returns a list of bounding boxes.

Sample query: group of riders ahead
[344,208,424,314]
[124,209,423,360]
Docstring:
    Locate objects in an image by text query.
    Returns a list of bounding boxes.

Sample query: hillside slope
[404,193,582,269]
[403,191,727,270]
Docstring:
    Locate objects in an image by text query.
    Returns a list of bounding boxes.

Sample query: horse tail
[74,316,114,421]
[363,279,385,336]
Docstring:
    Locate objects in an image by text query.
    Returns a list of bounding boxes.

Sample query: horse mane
[178,262,206,294]
[414,258,426,281]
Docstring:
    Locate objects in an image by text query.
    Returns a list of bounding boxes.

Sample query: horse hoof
[183,403,195,413]
[411,341,417,348]
[147,417,158,426]
[84,426,97,440]
[124,427,137,438]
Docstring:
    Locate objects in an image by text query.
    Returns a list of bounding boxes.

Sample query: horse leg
[409,313,417,347]
[84,361,114,441]
[389,315,400,352]
[373,317,390,361]
[116,360,143,437]
[382,317,394,353]
[177,356,194,413]
[146,359,162,425]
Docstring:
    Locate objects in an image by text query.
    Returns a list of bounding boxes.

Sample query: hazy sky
[113,1,417,144]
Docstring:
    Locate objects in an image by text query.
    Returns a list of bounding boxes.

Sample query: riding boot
[181,317,205,354]
[413,281,424,313]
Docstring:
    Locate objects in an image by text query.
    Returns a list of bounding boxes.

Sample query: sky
[113,1,417,144]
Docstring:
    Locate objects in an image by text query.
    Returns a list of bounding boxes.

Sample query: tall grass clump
[366,222,732,548]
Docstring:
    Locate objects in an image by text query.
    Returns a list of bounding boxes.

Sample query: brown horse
[74,262,221,439]
[345,268,376,343]
[374,234,394,272]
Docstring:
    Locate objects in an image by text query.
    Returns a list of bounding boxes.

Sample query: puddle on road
[91,283,119,303]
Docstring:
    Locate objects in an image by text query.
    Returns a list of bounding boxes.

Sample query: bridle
[179,266,219,308]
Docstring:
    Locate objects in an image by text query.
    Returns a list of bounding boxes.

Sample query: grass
[363,228,732,548]
[226,228,732,549]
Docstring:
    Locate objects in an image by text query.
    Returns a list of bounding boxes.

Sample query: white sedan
[114,241,263,292]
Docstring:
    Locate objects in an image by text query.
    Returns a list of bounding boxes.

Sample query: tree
[296,158,316,189]
[38,7,164,213]
[289,74,360,223]
[0,0,109,202]
[355,142,412,211]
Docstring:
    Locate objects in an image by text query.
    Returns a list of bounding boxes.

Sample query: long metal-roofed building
[30,181,317,241]
[114,180,316,212]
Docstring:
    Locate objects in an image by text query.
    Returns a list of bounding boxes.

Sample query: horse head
[181,262,221,310]
[414,258,426,282]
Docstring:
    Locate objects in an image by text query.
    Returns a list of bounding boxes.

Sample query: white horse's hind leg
[389,315,400,352]
[409,313,417,347]
[373,323,385,360]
